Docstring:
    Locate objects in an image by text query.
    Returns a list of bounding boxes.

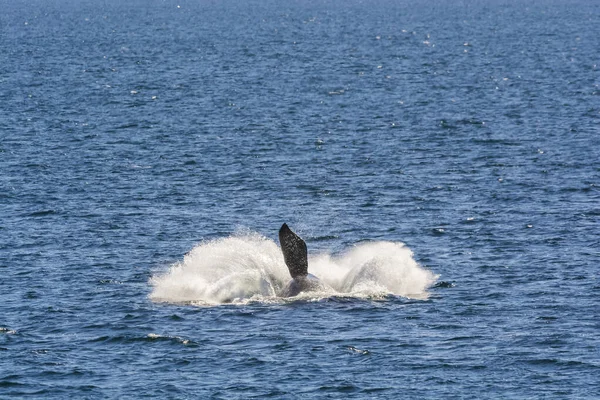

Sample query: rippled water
[1,0,599,398]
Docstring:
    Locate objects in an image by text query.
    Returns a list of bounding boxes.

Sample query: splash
[149,232,437,305]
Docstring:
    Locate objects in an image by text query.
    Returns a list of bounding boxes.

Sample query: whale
[278,223,329,297]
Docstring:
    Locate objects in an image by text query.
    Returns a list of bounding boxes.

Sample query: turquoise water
[1,0,599,398]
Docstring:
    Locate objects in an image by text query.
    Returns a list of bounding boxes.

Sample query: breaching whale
[278,223,329,297]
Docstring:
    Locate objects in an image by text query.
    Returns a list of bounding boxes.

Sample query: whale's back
[280,274,323,297]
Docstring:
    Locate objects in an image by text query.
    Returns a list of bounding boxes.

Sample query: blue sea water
[1,0,599,397]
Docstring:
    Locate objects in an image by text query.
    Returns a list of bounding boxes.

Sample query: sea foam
[149,232,437,305]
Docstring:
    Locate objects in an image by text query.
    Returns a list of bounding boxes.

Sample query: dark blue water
[1,0,599,397]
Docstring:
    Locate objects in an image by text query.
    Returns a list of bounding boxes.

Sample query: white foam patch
[149,232,437,305]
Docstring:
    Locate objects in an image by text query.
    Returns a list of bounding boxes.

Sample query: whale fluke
[279,223,308,278]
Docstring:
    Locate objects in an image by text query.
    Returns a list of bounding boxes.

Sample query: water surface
[1,0,599,398]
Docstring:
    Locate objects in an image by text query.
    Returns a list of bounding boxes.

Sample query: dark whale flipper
[279,223,308,278]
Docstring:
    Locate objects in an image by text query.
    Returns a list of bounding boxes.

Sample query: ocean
[1,0,599,398]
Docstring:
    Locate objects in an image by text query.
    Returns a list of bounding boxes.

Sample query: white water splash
[149,232,437,305]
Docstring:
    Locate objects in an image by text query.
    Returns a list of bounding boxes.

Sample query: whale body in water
[278,223,329,297]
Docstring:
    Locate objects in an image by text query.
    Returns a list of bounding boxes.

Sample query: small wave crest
[149,232,437,305]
